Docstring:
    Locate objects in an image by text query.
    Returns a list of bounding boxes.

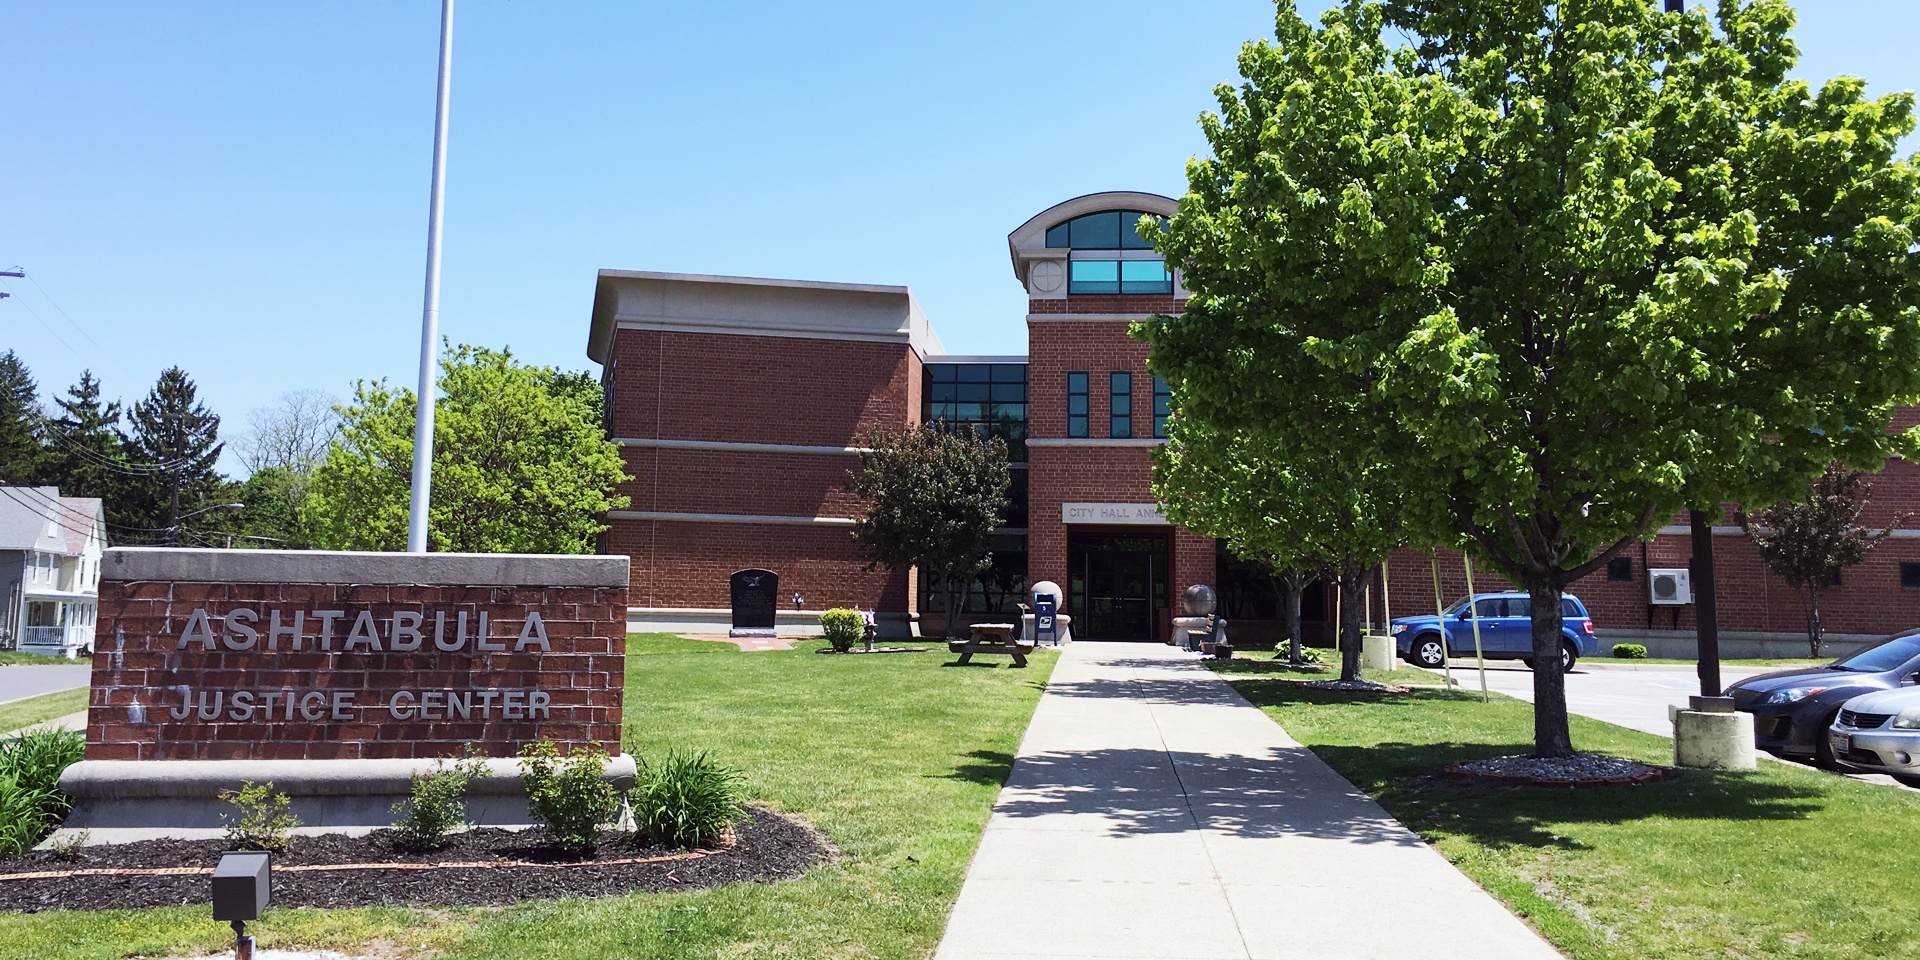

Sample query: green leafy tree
[1740,466,1903,657]
[125,367,226,546]
[1153,411,1403,682]
[1143,0,1920,756]
[849,424,1010,639]
[0,351,46,486]
[305,343,628,553]
[40,371,128,507]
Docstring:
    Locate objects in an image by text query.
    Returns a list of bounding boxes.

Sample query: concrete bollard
[1362,634,1396,673]
[1673,709,1756,770]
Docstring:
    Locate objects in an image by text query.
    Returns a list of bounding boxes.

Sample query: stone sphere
[1182,584,1218,617]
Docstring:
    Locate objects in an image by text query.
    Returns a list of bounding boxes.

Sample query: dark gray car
[1726,631,1920,765]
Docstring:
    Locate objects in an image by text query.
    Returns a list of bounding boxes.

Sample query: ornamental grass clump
[0,727,84,858]
[518,739,617,852]
[819,608,863,653]
[631,749,745,848]
[220,780,301,852]
[391,752,488,852]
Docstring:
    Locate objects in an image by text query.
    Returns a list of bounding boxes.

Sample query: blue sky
[4,1,1917,474]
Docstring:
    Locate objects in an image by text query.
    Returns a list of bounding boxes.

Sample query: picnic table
[948,622,1033,667]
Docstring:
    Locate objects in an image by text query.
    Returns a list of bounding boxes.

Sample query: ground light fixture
[211,851,272,960]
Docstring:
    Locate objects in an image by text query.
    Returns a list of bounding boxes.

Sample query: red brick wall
[606,519,906,612]
[89,581,626,762]
[604,328,917,446]
[1030,297,1188,315]
[602,326,921,611]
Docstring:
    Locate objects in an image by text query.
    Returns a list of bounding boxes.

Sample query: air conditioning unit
[1649,568,1692,606]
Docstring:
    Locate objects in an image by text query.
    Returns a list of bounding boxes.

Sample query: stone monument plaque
[729,568,779,637]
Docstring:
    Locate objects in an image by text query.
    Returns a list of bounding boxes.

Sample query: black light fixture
[212,851,272,960]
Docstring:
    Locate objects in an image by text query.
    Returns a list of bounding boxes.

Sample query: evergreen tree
[0,350,46,485]
[126,367,225,545]
[41,371,128,506]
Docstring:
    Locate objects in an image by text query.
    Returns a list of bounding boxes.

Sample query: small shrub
[1293,645,1328,665]
[391,751,488,852]
[518,739,617,852]
[0,727,85,858]
[220,780,301,852]
[47,828,88,860]
[1612,643,1649,659]
[819,608,863,653]
[631,749,745,848]
[0,727,84,795]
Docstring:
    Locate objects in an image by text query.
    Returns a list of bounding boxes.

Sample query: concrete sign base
[1672,709,1757,770]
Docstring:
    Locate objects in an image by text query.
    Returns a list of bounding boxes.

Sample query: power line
[21,271,109,355]
[0,278,84,361]
[30,409,198,476]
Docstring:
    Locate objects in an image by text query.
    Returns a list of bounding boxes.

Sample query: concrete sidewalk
[934,641,1563,960]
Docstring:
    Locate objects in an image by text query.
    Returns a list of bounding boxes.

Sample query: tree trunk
[1339,572,1365,683]
[941,573,962,640]
[1284,572,1307,666]
[1526,577,1576,758]
[1808,585,1824,658]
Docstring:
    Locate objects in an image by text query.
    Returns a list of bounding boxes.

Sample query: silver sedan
[1827,686,1920,787]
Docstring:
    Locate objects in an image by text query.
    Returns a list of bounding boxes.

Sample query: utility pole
[0,267,21,301]
[406,0,455,554]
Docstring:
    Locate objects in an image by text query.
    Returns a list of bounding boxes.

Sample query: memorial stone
[729,568,779,637]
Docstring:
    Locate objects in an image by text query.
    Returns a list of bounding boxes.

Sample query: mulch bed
[1300,679,1413,694]
[1442,754,1676,788]
[0,805,829,912]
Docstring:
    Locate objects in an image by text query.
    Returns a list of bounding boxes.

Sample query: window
[1607,557,1632,581]
[1506,598,1532,618]
[1068,259,1172,295]
[1903,563,1920,588]
[1045,210,1161,249]
[924,363,1029,460]
[1560,598,1583,618]
[1152,376,1171,438]
[1110,372,1133,438]
[1066,372,1089,438]
[1471,598,1503,618]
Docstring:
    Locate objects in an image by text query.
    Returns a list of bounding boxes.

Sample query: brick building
[588,191,1920,652]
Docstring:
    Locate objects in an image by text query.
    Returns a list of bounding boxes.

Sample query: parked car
[1727,630,1920,766]
[1825,687,1920,786]
[1392,593,1598,671]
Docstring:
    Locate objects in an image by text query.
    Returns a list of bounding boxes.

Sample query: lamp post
[406,0,456,554]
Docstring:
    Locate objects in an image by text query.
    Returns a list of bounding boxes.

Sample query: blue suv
[1393,593,1599,672]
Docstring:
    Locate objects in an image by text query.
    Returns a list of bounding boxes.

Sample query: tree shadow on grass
[943,749,1017,787]
[1221,681,1830,850]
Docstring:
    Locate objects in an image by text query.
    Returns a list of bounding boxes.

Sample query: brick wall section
[606,519,905,611]
[602,325,920,611]
[88,580,627,762]
[604,327,918,446]
[1030,296,1188,315]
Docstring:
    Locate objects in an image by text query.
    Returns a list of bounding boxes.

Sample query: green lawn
[626,631,741,655]
[2,642,1054,960]
[0,653,83,667]
[0,689,88,734]
[1213,671,1920,960]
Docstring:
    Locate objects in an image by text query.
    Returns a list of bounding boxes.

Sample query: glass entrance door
[1068,532,1170,641]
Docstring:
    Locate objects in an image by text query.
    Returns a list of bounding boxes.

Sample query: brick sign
[87,549,630,762]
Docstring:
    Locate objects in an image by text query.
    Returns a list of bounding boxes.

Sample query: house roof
[0,486,106,554]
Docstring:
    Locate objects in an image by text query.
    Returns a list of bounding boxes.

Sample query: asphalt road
[1434,660,1779,738]
[1435,659,1915,790]
[0,664,92,705]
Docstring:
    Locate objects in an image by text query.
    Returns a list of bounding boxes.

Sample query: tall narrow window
[1152,376,1171,438]
[1110,372,1133,438]
[1066,372,1089,438]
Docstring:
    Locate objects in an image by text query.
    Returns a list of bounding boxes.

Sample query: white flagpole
[407,0,455,553]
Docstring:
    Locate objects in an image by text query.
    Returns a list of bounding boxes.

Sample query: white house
[0,486,106,658]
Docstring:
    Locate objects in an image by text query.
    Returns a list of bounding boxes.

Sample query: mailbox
[212,851,272,922]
